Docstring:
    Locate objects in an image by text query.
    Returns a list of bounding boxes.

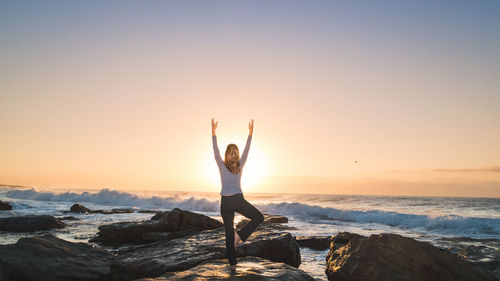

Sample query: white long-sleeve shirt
[212,135,252,196]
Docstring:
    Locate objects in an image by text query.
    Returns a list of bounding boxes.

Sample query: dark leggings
[220,193,264,265]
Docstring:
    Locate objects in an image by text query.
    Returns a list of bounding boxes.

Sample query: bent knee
[255,212,264,224]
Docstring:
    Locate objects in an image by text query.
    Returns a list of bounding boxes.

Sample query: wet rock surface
[0,234,112,281]
[68,203,134,214]
[438,236,500,280]
[296,236,332,250]
[142,230,197,242]
[91,208,223,246]
[135,257,315,281]
[325,231,497,281]
[110,227,301,281]
[70,203,91,213]
[236,213,288,229]
[0,215,65,232]
[164,208,224,231]
[90,220,170,245]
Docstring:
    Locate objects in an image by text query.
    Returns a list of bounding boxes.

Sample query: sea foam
[3,188,499,237]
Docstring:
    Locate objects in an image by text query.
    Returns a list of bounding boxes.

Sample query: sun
[240,143,267,192]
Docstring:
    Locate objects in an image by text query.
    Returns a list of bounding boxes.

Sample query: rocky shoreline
[0,202,498,281]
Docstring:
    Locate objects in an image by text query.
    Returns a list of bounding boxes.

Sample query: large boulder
[70,203,91,213]
[92,209,223,246]
[0,235,112,281]
[135,257,315,281]
[90,220,170,245]
[165,208,223,231]
[0,200,13,210]
[151,211,169,222]
[237,229,301,268]
[110,227,301,281]
[91,208,134,214]
[296,236,332,250]
[236,214,288,229]
[0,215,65,232]
[142,230,197,243]
[69,203,134,214]
[325,232,497,281]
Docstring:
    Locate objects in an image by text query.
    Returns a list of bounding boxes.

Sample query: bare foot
[234,230,241,249]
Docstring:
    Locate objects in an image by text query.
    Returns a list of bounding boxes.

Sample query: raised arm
[211,118,224,167]
[240,119,254,167]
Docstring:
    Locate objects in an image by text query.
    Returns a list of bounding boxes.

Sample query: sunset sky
[1,1,499,197]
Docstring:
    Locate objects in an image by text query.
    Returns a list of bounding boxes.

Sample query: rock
[151,211,169,223]
[110,227,301,281]
[90,220,170,245]
[70,203,91,213]
[142,230,197,242]
[0,200,13,210]
[0,234,112,281]
[139,210,160,213]
[236,214,288,229]
[325,232,497,281]
[238,229,301,267]
[92,209,223,246]
[150,209,223,231]
[296,236,332,250]
[69,203,133,214]
[330,231,365,244]
[135,257,315,281]
[166,208,223,231]
[0,215,65,232]
[94,208,134,214]
[59,216,79,221]
[440,237,500,279]
[471,261,500,281]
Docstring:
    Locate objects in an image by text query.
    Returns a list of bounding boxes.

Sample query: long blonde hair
[224,144,241,174]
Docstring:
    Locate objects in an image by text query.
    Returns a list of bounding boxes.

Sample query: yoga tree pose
[211,118,264,270]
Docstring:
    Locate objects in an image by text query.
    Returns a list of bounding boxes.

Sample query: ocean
[1,186,499,280]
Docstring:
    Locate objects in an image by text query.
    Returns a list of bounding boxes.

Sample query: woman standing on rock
[211,118,264,270]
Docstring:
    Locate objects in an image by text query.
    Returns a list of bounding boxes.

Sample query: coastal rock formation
[0,215,65,232]
[138,210,160,213]
[150,211,168,222]
[91,208,223,245]
[236,214,288,229]
[111,227,301,281]
[438,236,500,279]
[93,208,134,214]
[70,203,91,213]
[0,200,13,210]
[90,220,170,245]
[296,236,332,250]
[325,231,497,281]
[238,229,301,267]
[163,208,223,231]
[142,230,197,242]
[0,235,112,281]
[69,203,134,214]
[135,257,315,281]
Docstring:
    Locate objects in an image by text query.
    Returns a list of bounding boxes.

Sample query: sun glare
[204,136,269,193]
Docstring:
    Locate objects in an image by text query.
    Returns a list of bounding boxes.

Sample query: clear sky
[1,1,499,197]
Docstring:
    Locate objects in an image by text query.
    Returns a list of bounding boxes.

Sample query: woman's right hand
[249,119,254,136]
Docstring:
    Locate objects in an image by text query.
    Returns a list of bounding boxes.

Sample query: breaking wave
[3,188,499,237]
